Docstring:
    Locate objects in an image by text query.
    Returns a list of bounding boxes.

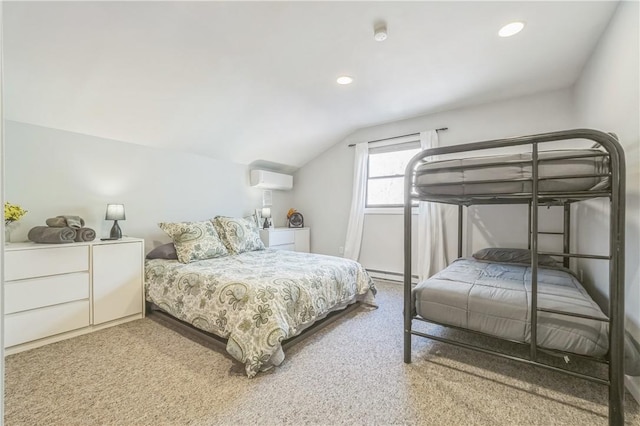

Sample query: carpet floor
[4,281,639,425]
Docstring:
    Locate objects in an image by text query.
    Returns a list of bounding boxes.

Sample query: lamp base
[110,220,122,239]
[262,218,271,229]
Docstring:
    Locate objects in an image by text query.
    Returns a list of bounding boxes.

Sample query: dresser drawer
[5,246,89,281]
[5,300,90,347]
[5,272,89,314]
[268,230,295,246]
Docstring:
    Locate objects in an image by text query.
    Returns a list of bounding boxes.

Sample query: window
[366,141,421,208]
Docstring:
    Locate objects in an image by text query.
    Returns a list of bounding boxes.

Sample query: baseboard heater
[366,268,419,284]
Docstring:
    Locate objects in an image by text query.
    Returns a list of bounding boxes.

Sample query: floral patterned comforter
[145,249,377,377]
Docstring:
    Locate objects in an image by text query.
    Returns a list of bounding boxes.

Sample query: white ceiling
[4,1,618,169]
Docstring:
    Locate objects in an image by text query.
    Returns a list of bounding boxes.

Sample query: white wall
[0,1,5,416]
[293,88,576,274]
[571,1,640,398]
[4,121,294,252]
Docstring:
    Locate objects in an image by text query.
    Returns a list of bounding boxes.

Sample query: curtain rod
[347,127,448,147]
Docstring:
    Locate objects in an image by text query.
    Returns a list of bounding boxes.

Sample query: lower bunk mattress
[145,249,377,377]
[412,258,640,373]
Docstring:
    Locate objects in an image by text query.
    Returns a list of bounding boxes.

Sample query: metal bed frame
[403,129,626,425]
[147,300,365,353]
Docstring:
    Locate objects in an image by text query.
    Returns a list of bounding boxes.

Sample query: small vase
[5,221,18,243]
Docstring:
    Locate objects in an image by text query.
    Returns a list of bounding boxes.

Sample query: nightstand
[259,227,310,252]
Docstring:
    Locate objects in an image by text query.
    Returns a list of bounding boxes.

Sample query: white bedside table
[259,227,310,252]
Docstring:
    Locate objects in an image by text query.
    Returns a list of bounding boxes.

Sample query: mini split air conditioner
[250,170,293,190]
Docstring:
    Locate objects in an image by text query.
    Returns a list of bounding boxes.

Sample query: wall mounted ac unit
[250,170,293,190]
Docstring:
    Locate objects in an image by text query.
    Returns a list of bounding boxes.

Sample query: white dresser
[259,227,310,252]
[4,237,144,353]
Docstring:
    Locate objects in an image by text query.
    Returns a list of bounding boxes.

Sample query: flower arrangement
[5,202,28,226]
[287,208,297,219]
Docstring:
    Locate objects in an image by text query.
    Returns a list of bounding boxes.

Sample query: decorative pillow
[146,243,178,260]
[213,216,265,254]
[158,221,229,264]
[472,247,558,267]
[244,213,261,229]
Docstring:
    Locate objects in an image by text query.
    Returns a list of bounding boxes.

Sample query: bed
[403,129,630,425]
[414,257,616,359]
[145,218,376,378]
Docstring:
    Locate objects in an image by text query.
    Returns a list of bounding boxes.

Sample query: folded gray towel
[45,217,66,227]
[28,226,76,244]
[74,227,96,242]
[45,216,85,228]
[60,215,84,228]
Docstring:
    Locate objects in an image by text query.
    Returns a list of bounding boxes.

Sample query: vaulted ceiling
[3,1,618,169]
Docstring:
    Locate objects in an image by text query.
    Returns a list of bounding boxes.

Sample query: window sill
[365,207,418,215]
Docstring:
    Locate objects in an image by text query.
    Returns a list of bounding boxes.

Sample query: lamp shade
[261,207,271,219]
[105,204,126,220]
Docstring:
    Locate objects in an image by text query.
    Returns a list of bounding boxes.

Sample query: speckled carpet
[5,281,640,425]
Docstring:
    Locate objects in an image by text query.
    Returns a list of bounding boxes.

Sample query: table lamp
[105,204,126,239]
[261,207,271,229]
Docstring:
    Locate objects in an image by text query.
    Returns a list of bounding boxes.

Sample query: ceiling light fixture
[499,21,525,37]
[336,76,354,85]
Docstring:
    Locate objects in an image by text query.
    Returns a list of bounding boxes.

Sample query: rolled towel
[74,227,96,242]
[59,215,84,228]
[45,215,85,228]
[28,226,77,244]
[45,217,67,227]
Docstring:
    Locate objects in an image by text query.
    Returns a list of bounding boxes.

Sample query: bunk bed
[403,129,629,425]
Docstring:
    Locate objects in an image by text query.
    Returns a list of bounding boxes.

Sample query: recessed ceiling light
[336,76,354,85]
[499,21,525,37]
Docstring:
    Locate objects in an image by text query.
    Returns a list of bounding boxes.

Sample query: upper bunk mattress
[414,149,608,197]
[412,258,608,358]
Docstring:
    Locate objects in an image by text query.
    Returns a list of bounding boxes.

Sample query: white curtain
[417,130,448,280]
[343,142,368,261]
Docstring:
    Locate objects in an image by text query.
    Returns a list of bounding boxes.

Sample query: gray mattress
[415,149,608,196]
[412,258,640,374]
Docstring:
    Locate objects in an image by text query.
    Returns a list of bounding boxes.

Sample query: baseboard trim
[626,375,640,403]
[367,269,418,284]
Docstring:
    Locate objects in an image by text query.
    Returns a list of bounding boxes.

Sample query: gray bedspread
[413,258,640,375]
[146,249,376,377]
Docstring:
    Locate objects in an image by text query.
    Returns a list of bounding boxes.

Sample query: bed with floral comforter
[145,249,376,377]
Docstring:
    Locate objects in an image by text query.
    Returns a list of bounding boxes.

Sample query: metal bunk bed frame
[403,129,626,425]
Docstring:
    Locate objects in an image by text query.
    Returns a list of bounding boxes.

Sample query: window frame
[364,137,421,212]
